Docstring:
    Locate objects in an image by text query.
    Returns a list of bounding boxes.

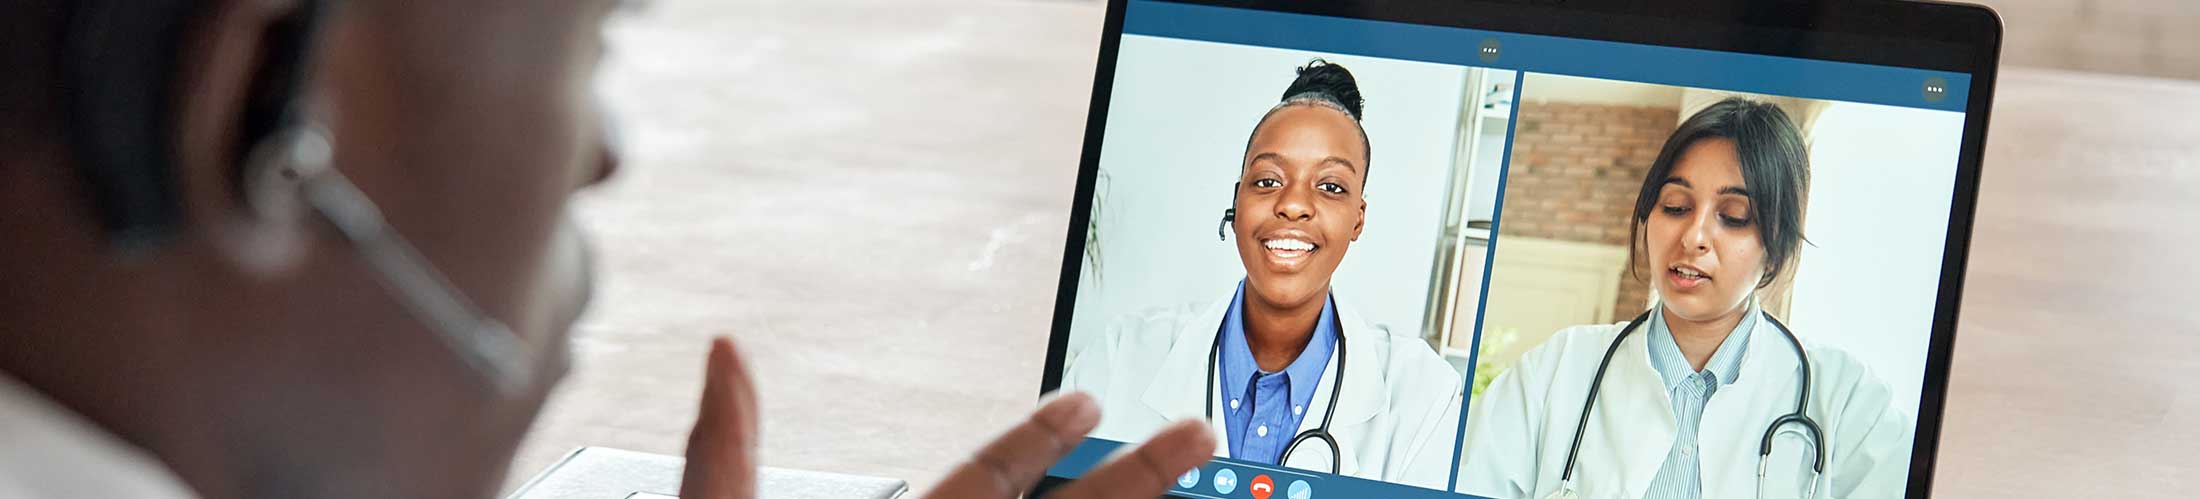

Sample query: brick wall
[1496,102,1679,318]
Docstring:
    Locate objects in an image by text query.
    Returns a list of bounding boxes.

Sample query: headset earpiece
[1218,182,1240,241]
[217,124,331,276]
[1218,208,1235,241]
[240,126,333,222]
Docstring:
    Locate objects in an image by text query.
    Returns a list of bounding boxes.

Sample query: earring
[241,125,334,222]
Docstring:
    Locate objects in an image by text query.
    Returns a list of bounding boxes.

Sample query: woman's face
[1645,138,1766,323]
[1233,105,1367,311]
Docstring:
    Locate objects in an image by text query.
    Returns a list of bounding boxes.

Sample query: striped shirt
[1640,308,1755,499]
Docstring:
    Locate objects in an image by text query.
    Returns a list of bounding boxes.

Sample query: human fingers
[922,392,1104,499]
[678,336,761,499]
[1042,419,1215,499]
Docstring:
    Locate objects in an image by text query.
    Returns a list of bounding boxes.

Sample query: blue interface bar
[1121,0,1971,112]
[1050,438,1485,499]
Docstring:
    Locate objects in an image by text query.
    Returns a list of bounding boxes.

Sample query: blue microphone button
[1177,468,1201,489]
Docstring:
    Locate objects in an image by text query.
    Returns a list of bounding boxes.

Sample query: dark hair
[1627,97,1811,289]
[1280,59,1364,120]
[1244,59,1372,183]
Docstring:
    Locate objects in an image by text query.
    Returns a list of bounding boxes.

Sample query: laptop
[1035,1,1999,498]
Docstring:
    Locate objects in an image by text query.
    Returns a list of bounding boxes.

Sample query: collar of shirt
[0,371,198,499]
[1646,302,1757,390]
[1218,279,1339,415]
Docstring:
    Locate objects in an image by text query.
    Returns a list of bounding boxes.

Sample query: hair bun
[1282,59,1364,121]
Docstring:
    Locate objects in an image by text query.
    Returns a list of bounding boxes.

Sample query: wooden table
[1931,68,2200,498]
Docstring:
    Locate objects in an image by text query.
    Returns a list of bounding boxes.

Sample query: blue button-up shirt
[1641,306,1755,499]
[1216,280,1338,465]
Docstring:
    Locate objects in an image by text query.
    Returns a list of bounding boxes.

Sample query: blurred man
[0,1,1209,498]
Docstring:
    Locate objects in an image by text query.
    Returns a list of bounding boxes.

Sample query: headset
[60,0,533,394]
[1217,184,1238,241]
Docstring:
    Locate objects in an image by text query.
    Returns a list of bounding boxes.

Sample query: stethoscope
[1202,314,1349,474]
[1204,202,1349,473]
[1547,307,1825,499]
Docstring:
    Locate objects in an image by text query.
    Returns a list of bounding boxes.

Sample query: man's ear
[172,0,323,276]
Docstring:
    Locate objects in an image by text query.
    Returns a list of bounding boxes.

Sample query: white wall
[1787,103,1967,421]
[1068,35,1472,358]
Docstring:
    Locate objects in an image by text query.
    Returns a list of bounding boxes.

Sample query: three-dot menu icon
[1922,76,1949,103]
[1478,38,1502,64]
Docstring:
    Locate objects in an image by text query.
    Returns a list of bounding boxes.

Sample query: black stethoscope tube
[1205,316,1348,474]
[1555,308,1827,490]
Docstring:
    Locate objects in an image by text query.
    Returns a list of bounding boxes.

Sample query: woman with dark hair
[1063,60,1463,489]
[1456,98,1913,499]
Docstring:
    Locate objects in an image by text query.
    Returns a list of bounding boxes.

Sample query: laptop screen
[1048,2,1976,498]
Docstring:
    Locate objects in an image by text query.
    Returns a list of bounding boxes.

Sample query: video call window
[1063,34,1517,492]
[1052,10,1971,499]
[1456,73,1963,499]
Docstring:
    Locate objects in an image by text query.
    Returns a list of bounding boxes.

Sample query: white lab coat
[1061,291,1463,490]
[1455,313,1915,499]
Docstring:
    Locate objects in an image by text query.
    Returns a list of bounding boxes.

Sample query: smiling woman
[1059,57,1468,491]
[1230,60,1371,375]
